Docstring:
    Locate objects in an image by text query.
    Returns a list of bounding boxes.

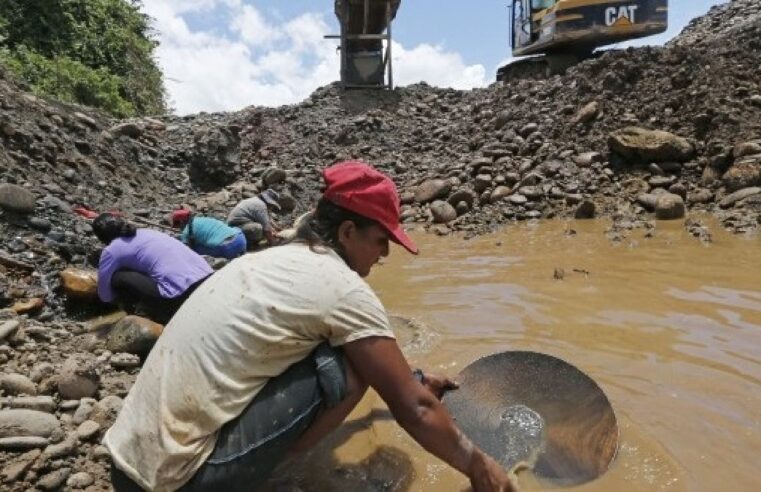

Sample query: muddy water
[280,219,761,492]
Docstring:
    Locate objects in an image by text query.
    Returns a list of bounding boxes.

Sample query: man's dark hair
[289,197,377,256]
[92,213,137,244]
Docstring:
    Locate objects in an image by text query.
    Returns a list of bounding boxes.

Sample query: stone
[733,141,761,159]
[655,193,686,220]
[11,298,44,315]
[1,449,40,482]
[262,167,287,186]
[59,268,98,300]
[719,187,761,208]
[429,201,457,224]
[687,189,714,204]
[0,409,61,438]
[106,315,164,355]
[37,468,71,491]
[637,193,659,211]
[509,194,528,205]
[67,471,95,489]
[473,175,493,193]
[575,201,596,219]
[489,186,513,204]
[0,436,49,450]
[57,354,100,400]
[72,399,96,425]
[29,362,54,383]
[608,127,695,162]
[110,352,141,369]
[0,373,37,396]
[414,179,451,204]
[722,160,761,192]
[0,183,36,214]
[573,152,603,168]
[0,319,20,341]
[571,101,600,126]
[519,122,539,138]
[447,189,477,209]
[110,122,142,138]
[42,433,77,459]
[76,420,101,441]
[8,396,56,413]
[90,395,123,427]
[73,112,97,128]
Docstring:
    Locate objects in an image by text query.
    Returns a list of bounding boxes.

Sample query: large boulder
[0,184,36,214]
[106,315,163,355]
[59,268,98,300]
[608,127,695,163]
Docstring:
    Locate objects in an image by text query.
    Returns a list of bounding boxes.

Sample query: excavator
[498,0,668,80]
[328,0,667,87]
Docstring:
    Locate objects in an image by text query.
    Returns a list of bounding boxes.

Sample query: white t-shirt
[103,243,394,491]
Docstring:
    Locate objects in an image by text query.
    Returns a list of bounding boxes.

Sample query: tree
[0,0,166,116]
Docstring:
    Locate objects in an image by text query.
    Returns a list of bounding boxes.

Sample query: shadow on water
[264,409,416,492]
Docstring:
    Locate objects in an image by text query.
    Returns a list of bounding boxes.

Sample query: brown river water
[274,218,761,492]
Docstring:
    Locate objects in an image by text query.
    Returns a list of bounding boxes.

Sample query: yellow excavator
[499,0,668,80]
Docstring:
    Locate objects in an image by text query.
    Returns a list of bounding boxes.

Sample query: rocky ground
[1,1,760,490]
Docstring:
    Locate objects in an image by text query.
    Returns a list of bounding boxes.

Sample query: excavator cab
[502,0,668,80]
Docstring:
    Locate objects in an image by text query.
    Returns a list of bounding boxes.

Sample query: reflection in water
[275,219,761,491]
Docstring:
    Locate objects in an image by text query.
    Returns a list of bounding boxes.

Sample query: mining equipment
[327,0,401,89]
[498,0,668,80]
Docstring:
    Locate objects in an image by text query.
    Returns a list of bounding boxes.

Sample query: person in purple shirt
[93,213,213,324]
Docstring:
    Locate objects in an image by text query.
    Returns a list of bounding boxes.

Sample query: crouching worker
[227,188,281,250]
[92,213,213,324]
[170,209,246,259]
[105,161,516,492]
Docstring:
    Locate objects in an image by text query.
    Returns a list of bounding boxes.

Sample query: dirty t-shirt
[226,196,271,232]
[103,243,394,491]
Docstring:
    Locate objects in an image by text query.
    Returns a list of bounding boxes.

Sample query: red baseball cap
[170,208,191,227]
[323,161,418,255]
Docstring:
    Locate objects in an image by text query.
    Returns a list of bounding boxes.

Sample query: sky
[140,0,728,115]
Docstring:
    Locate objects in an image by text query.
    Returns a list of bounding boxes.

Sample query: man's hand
[421,372,459,399]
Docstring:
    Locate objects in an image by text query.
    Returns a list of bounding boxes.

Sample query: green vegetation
[0,0,166,117]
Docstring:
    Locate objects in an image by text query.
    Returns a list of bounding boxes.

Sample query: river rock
[8,396,56,413]
[67,471,95,489]
[655,193,686,220]
[110,352,141,369]
[687,189,714,204]
[719,187,761,208]
[0,409,61,438]
[571,101,600,126]
[90,395,123,427]
[447,189,476,209]
[57,354,100,399]
[0,319,21,341]
[76,420,101,441]
[262,167,287,186]
[430,201,457,224]
[11,298,44,315]
[0,374,37,396]
[110,122,142,138]
[42,433,77,459]
[414,179,451,203]
[608,127,695,162]
[0,183,36,214]
[489,186,512,204]
[0,449,41,482]
[106,315,164,355]
[37,468,71,491]
[573,151,603,168]
[0,436,49,450]
[575,201,596,219]
[722,159,761,192]
[59,268,98,300]
[733,141,761,159]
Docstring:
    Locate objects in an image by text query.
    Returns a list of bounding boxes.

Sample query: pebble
[76,420,101,441]
[67,471,95,488]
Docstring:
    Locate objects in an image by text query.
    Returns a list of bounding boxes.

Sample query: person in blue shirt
[170,209,246,259]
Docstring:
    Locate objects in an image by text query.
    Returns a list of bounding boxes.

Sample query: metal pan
[442,351,618,487]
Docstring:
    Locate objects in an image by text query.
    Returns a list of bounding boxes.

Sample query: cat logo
[605,5,639,26]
